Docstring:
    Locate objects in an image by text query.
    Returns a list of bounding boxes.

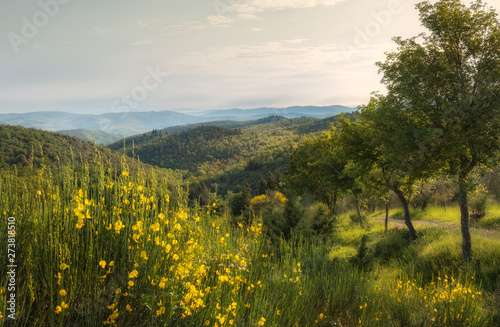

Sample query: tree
[377,0,500,261]
[231,181,252,217]
[289,122,387,228]
[338,102,439,239]
[288,133,347,212]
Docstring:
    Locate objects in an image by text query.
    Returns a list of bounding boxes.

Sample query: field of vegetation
[0,154,498,326]
[2,0,500,326]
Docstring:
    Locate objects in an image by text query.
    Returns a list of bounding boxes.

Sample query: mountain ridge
[0,105,355,137]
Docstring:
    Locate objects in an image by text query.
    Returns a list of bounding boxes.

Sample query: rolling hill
[107,113,356,195]
[0,125,183,185]
[0,105,355,138]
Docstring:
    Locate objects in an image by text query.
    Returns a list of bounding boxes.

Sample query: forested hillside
[0,125,109,169]
[107,114,351,196]
[0,124,183,182]
[57,129,123,145]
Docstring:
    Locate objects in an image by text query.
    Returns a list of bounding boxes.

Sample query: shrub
[263,198,336,243]
[469,184,488,221]
[373,230,412,263]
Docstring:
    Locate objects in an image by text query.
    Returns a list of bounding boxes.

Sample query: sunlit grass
[369,203,500,231]
[0,157,496,326]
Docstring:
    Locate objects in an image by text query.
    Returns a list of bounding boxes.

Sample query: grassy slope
[1,161,496,326]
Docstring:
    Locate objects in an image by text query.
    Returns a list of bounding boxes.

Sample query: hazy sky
[1,0,499,114]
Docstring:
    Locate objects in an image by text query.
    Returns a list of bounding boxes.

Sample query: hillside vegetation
[108,115,351,195]
[1,1,500,325]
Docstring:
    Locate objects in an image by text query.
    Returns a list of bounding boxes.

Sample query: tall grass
[0,157,495,326]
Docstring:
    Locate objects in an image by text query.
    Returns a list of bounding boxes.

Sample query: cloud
[207,15,234,27]
[171,40,345,81]
[248,27,266,32]
[86,27,111,36]
[137,19,164,28]
[226,0,347,14]
[238,13,261,20]
[132,38,154,46]
[213,0,347,27]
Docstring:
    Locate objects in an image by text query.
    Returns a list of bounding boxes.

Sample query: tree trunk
[458,173,472,262]
[382,170,417,239]
[353,193,364,228]
[393,188,417,240]
[385,201,389,232]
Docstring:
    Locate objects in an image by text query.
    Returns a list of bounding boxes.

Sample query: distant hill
[0,125,168,177]
[195,105,354,120]
[0,106,355,137]
[161,115,287,133]
[0,110,205,137]
[57,129,124,145]
[108,113,356,194]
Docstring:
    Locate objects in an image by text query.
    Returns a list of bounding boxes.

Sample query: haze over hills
[0,105,355,137]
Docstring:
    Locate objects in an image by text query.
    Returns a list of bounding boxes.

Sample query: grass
[368,203,500,231]
[0,158,497,326]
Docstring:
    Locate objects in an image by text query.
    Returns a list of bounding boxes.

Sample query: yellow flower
[128,280,134,288]
[114,220,125,234]
[140,251,149,261]
[121,171,129,177]
[61,301,69,309]
[150,223,160,232]
[55,306,62,314]
[99,260,107,269]
[258,317,266,326]
[59,289,67,297]
[126,304,132,312]
[59,263,69,270]
[129,270,139,278]
[156,306,166,316]
[109,261,114,267]
[105,224,112,230]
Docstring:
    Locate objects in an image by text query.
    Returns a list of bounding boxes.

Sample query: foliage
[262,197,336,244]
[249,191,287,217]
[377,0,500,261]
[469,184,489,220]
[0,131,497,326]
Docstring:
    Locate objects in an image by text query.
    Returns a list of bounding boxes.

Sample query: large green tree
[378,0,500,261]
[343,96,441,239]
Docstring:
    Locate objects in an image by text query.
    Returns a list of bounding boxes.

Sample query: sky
[1,0,500,114]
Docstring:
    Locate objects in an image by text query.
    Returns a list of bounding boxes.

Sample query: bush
[373,230,412,263]
[296,203,336,241]
[263,199,336,243]
[469,184,488,221]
